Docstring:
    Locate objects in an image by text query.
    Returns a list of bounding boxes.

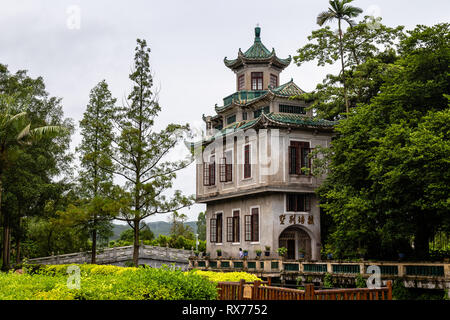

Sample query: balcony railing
[223,90,268,106]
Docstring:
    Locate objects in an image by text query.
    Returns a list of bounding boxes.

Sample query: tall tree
[0,95,66,269]
[317,23,450,260]
[76,80,117,263]
[196,211,206,241]
[169,211,193,239]
[294,17,404,120]
[316,0,363,115]
[109,39,194,266]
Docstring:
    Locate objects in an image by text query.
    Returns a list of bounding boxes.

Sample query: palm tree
[0,95,64,270]
[317,0,363,116]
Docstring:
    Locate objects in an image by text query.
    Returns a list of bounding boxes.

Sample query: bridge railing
[26,245,191,265]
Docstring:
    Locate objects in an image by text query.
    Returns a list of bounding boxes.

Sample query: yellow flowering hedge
[0,264,218,300]
[190,270,262,283]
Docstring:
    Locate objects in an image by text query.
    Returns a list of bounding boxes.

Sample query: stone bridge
[27,245,192,270]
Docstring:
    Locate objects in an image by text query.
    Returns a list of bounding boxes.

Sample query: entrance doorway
[279,226,311,260]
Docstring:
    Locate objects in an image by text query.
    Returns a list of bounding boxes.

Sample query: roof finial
[255,24,261,42]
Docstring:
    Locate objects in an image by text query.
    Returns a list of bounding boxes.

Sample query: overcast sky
[1,0,449,224]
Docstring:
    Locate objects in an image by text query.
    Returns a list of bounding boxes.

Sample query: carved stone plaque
[243,285,252,299]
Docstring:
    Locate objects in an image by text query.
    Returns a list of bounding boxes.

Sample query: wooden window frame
[210,213,223,243]
[251,72,263,90]
[286,194,311,212]
[210,217,217,243]
[227,210,240,243]
[270,74,278,88]
[243,144,251,179]
[245,207,260,242]
[288,141,312,175]
[219,157,232,182]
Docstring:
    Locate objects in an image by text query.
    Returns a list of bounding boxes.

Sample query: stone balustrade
[27,245,192,270]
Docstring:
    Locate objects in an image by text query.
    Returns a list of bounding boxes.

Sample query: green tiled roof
[270,79,305,97]
[187,112,335,148]
[265,112,336,127]
[224,27,291,70]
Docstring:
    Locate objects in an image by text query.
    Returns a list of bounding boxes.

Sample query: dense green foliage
[316,23,450,260]
[0,64,73,270]
[0,264,218,300]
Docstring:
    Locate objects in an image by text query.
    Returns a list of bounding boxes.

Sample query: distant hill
[110,221,198,240]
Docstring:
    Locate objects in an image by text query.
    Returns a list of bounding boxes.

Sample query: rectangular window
[288,141,311,175]
[228,211,240,242]
[279,104,306,115]
[286,194,311,212]
[242,112,247,121]
[226,114,236,125]
[210,213,223,243]
[244,144,251,178]
[245,208,260,242]
[238,74,245,91]
[270,74,278,88]
[251,72,263,90]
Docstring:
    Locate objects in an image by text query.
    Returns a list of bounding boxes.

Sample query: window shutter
[219,158,226,182]
[209,161,215,185]
[203,163,210,186]
[245,215,251,241]
[226,164,232,182]
[233,216,240,242]
[210,218,217,243]
[227,217,233,242]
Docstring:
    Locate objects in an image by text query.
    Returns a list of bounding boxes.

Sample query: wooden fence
[217,279,392,300]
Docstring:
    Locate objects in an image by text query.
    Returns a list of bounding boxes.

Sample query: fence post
[254,280,261,299]
[238,279,245,300]
[267,276,272,286]
[305,284,315,300]
[387,280,392,300]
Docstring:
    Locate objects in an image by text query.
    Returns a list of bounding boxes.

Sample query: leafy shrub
[1,264,217,300]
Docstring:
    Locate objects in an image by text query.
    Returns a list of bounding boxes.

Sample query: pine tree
[76,80,117,264]
[110,39,193,266]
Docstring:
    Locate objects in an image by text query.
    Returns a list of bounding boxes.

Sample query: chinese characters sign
[279,214,314,225]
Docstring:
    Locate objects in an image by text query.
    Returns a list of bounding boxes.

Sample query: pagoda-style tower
[194,27,335,261]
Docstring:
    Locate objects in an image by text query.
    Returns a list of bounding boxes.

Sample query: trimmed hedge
[0,264,218,300]
[192,270,262,283]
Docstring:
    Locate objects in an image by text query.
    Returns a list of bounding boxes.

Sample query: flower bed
[0,264,217,300]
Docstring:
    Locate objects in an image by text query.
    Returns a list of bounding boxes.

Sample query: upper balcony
[221,90,268,108]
